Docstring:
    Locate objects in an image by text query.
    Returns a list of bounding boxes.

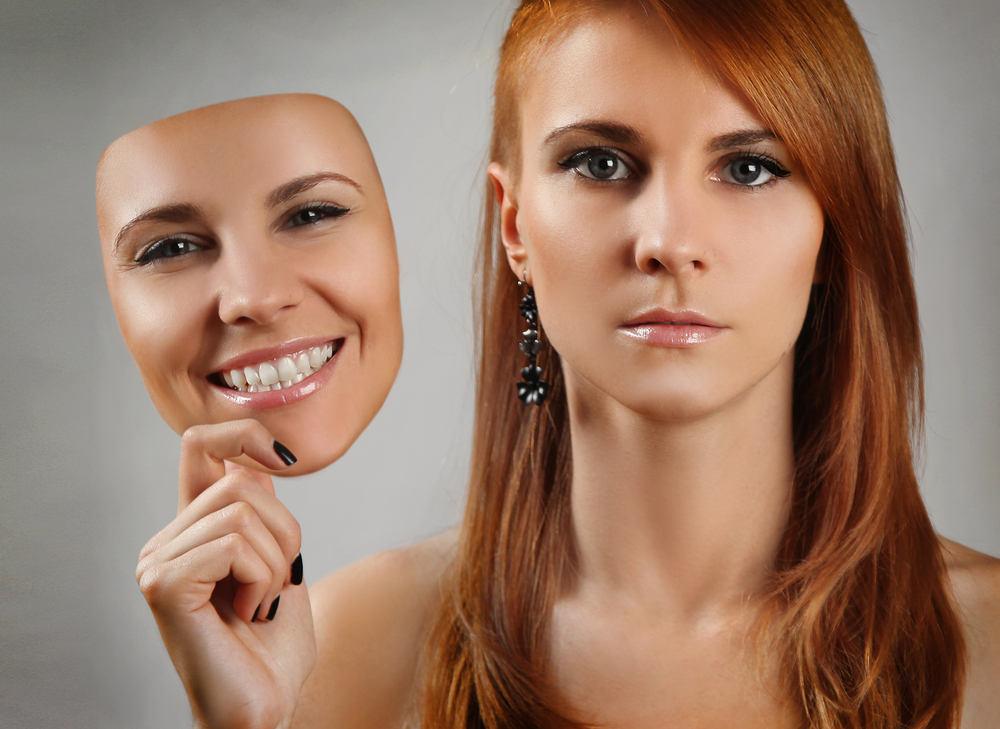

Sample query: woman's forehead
[96,95,379,235]
[517,10,763,150]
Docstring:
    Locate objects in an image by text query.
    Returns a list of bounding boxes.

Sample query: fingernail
[251,604,260,623]
[291,553,304,586]
[273,441,297,466]
[266,595,281,621]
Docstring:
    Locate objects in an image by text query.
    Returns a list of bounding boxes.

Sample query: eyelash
[556,146,792,188]
[717,150,791,189]
[282,202,351,229]
[135,236,205,265]
[558,146,635,181]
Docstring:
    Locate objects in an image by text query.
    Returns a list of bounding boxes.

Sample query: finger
[224,460,277,490]
[178,420,294,510]
[143,470,301,564]
[141,500,290,611]
[138,533,272,624]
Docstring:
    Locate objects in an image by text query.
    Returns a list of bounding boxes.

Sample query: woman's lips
[208,339,343,410]
[620,309,727,347]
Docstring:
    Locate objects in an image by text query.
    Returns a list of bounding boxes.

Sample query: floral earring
[516,272,548,406]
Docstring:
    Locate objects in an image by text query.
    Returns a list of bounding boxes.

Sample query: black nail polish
[266,595,281,621]
[273,441,297,466]
[291,553,304,586]
[251,604,261,623]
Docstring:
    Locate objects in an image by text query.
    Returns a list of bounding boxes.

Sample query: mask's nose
[215,234,305,326]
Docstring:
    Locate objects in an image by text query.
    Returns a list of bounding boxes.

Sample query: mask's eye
[560,149,632,181]
[717,154,790,187]
[284,203,350,229]
[137,237,204,265]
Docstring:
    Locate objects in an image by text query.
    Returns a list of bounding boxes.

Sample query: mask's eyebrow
[544,120,646,148]
[113,203,206,255]
[266,172,363,209]
[706,129,781,153]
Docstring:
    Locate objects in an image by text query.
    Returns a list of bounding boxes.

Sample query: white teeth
[231,368,246,388]
[218,342,338,393]
[276,357,297,381]
[258,362,279,386]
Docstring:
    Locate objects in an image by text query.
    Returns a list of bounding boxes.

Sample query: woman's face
[97,95,402,474]
[492,8,825,422]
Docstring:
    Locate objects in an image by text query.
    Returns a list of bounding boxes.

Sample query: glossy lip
[208,336,343,411]
[620,308,728,347]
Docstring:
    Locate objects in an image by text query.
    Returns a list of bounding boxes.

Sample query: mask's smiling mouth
[209,340,342,393]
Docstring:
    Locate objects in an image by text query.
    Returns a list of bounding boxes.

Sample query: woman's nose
[632,180,708,277]
[215,235,305,325]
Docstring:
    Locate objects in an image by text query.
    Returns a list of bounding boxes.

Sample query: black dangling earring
[516,273,548,406]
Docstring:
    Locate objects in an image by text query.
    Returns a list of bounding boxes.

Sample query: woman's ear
[488,162,529,280]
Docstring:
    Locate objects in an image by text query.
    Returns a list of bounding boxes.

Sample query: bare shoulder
[939,537,1000,728]
[292,528,459,728]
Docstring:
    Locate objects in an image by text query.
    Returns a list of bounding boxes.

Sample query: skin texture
[97,94,402,476]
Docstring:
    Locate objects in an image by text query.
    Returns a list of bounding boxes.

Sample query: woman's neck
[563,351,796,624]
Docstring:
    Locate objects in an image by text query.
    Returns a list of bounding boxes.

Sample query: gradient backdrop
[1,1,998,726]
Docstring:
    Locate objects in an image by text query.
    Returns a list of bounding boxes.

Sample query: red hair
[420,1,966,727]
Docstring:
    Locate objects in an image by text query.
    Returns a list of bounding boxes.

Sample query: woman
[417,0,999,726]
[120,3,1000,728]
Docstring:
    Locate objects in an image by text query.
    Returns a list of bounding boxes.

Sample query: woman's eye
[718,155,790,187]
[561,149,631,181]
[284,204,349,229]
[137,237,204,265]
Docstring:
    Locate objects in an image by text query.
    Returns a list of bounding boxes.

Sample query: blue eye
[560,149,631,181]
[137,237,204,264]
[719,154,790,187]
[284,203,350,229]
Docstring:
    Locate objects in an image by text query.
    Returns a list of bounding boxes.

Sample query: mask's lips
[207,339,343,392]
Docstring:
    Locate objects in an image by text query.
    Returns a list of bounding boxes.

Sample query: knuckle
[276,518,302,557]
[213,472,252,503]
[179,425,209,451]
[238,417,268,439]
[225,501,258,532]
[137,564,168,605]
[221,531,250,555]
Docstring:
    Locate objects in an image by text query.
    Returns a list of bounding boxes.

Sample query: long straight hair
[420,1,967,727]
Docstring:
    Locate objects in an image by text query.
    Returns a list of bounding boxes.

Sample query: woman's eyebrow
[266,172,363,209]
[113,203,206,254]
[706,129,780,153]
[543,120,646,147]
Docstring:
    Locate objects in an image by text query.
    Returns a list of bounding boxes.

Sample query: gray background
[1,0,997,726]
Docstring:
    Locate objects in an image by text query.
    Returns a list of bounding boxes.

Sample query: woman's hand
[136,420,317,729]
